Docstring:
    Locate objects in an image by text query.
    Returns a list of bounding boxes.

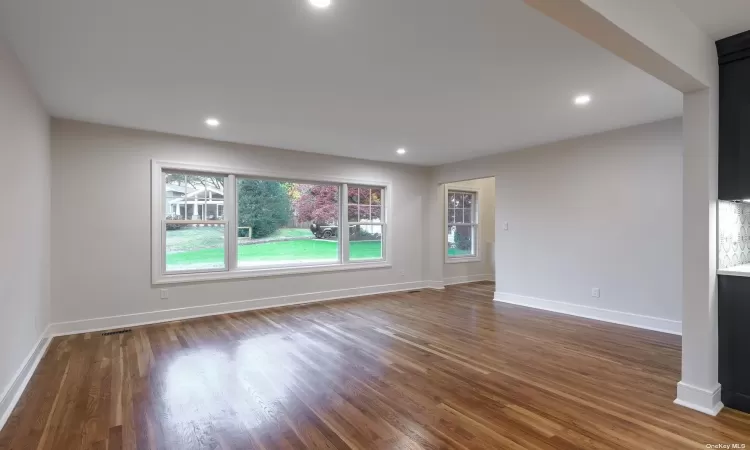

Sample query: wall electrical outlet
[160,289,169,299]
[591,288,600,298]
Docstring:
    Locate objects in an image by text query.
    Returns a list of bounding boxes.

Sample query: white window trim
[444,186,481,264]
[151,160,392,285]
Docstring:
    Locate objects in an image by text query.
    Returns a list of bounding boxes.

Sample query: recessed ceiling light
[205,118,220,128]
[309,0,332,8]
[397,148,407,155]
[574,94,592,106]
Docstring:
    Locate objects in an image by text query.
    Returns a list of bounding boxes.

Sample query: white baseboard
[444,274,494,286]
[675,381,723,416]
[47,281,427,336]
[0,328,51,431]
[424,281,445,290]
[493,292,682,335]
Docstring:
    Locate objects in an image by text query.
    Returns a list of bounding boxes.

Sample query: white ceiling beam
[525,0,715,92]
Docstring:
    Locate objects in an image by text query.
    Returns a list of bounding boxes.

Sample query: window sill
[153,261,392,285]
[445,256,482,264]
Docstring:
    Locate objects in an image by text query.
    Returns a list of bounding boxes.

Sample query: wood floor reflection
[1,282,749,449]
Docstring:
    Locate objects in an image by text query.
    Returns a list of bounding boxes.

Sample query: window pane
[464,208,473,224]
[348,187,359,204]
[359,205,372,222]
[166,224,226,272]
[448,192,456,208]
[348,186,384,224]
[456,193,465,208]
[447,225,475,257]
[463,194,473,209]
[237,179,339,268]
[448,208,456,223]
[164,172,225,221]
[350,225,383,260]
[165,173,187,220]
[371,189,382,205]
[348,204,359,223]
[357,188,371,204]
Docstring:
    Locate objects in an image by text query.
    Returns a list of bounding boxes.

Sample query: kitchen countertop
[718,264,750,277]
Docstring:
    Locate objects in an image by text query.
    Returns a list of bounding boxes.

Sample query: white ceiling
[0,0,682,166]
[674,0,750,40]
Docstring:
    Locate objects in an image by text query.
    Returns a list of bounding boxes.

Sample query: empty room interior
[2,0,750,448]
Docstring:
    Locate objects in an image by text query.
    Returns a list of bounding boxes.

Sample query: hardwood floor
[1,282,749,449]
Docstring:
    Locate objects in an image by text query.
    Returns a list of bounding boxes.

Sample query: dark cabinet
[716,31,750,414]
[718,275,750,412]
[717,30,750,200]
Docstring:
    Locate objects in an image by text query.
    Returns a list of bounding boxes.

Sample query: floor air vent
[101,329,132,336]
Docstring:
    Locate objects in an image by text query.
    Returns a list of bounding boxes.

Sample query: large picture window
[152,162,389,283]
[446,189,478,260]
[236,179,340,269]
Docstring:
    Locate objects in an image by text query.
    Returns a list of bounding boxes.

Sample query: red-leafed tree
[295,185,383,225]
[295,185,339,224]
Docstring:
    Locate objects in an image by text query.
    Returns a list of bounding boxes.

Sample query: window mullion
[381,223,386,261]
[473,224,478,257]
[341,183,350,264]
[161,220,167,275]
[226,174,237,271]
[161,172,168,276]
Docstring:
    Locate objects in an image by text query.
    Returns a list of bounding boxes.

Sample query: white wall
[50,119,429,327]
[525,0,720,414]
[443,177,495,284]
[435,118,683,327]
[0,39,50,410]
[495,118,683,322]
[47,117,683,333]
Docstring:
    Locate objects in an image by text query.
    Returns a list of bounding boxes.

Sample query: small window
[447,190,478,259]
[348,186,385,261]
